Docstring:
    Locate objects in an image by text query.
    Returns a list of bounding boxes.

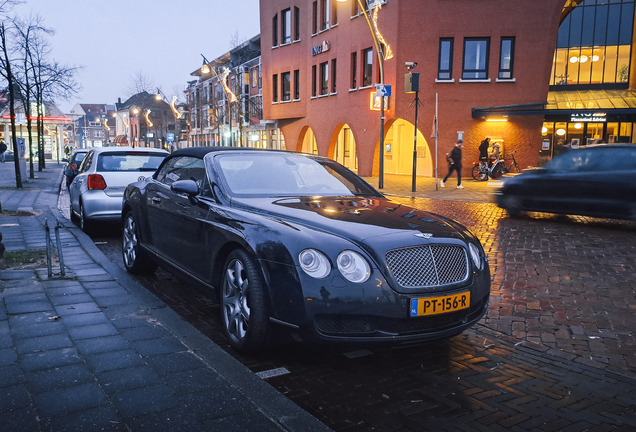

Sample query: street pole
[379,71,385,189]
[435,93,439,191]
[411,85,419,192]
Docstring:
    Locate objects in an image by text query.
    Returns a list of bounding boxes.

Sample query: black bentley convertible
[122,147,491,352]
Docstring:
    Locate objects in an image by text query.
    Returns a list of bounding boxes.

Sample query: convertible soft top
[169,146,302,160]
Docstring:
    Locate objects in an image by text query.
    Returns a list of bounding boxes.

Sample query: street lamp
[336,0,392,188]
[200,54,237,147]
[112,112,130,146]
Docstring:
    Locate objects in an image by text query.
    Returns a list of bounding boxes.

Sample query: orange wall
[261,0,565,176]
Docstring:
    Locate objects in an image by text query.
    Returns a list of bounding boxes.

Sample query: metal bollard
[54,218,66,277]
[44,218,52,278]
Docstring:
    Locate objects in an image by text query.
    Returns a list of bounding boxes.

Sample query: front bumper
[260,259,491,344]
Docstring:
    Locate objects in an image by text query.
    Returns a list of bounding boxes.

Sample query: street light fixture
[336,0,392,188]
[200,54,237,146]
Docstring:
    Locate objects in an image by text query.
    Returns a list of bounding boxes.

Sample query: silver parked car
[69,146,168,232]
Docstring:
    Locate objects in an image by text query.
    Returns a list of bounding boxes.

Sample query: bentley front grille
[385,245,469,288]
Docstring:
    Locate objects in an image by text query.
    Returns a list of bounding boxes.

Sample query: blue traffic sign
[376,84,392,97]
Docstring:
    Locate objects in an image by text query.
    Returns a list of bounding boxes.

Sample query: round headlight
[337,250,371,283]
[469,243,481,269]
[299,249,331,279]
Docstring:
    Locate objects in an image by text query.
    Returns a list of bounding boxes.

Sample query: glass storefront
[540,118,636,165]
[550,0,635,88]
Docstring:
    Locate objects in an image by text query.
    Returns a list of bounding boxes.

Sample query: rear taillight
[71,163,78,169]
[87,174,107,190]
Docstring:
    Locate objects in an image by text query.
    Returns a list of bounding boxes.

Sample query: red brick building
[260,0,636,179]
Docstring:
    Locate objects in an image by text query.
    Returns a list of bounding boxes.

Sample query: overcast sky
[12,0,261,113]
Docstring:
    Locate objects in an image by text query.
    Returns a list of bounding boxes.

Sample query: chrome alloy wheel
[222,258,251,343]
[122,215,138,268]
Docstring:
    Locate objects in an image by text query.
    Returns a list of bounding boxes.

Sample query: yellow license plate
[410,292,471,317]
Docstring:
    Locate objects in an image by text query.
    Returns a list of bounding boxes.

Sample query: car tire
[79,201,94,235]
[122,211,157,274]
[69,201,79,223]
[472,165,487,181]
[221,249,271,353]
[503,196,522,218]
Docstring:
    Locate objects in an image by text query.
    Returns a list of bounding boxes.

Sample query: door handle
[152,197,161,204]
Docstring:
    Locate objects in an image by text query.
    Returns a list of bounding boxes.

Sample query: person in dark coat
[0,141,7,163]
[478,137,490,166]
[441,140,464,189]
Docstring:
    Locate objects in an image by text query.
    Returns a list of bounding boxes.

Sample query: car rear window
[97,152,166,172]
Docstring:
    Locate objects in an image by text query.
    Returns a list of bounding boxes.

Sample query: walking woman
[441,140,464,189]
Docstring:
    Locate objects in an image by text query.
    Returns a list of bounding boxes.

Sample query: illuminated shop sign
[370,92,389,111]
[311,41,330,56]
[570,112,607,122]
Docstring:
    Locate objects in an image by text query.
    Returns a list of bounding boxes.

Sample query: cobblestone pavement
[89,191,636,431]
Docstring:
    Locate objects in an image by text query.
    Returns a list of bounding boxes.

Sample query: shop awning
[113,135,128,144]
[472,89,636,118]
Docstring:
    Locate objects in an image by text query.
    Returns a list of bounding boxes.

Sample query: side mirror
[171,179,199,196]
[62,158,69,162]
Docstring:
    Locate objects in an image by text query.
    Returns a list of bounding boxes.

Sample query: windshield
[211,152,381,197]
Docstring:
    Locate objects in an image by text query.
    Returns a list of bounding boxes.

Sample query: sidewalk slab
[0,161,333,431]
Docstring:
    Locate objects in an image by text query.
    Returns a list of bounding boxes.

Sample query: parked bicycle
[503,149,521,174]
[472,149,520,181]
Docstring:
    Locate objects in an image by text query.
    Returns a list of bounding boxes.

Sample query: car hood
[232,196,472,245]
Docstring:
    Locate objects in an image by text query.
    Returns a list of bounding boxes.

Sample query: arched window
[550,0,634,88]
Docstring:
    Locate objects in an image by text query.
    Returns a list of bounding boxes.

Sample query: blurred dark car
[63,149,89,187]
[3,149,14,162]
[497,144,636,220]
[122,147,491,352]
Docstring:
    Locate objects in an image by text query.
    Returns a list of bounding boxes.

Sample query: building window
[498,37,515,79]
[251,66,259,87]
[462,38,489,79]
[331,59,337,93]
[282,8,291,44]
[551,0,634,87]
[350,52,357,88]
[320,61,329,95]
[281,72,291,101]
[438,38,453,80]
[272,14,278,46]
[351,0,359,16]
[320,0,329,31]
[362,48,373,87]
[312,1,318,34]
[294,69,300,99]
[312,65,317,97]
[273,74,278,102]
[332,0,338,25]
[294,7,300,41]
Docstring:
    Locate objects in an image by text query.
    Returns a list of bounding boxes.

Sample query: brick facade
[261,0,564,177]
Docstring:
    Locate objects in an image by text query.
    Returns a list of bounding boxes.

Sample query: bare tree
[126,71,155,96]
[230,30,246,49]
[0,22,22,189]
[171,84,186,104]
[27,36,80,170]
[0,0,22,16]
[0,0,22,192]
[12,14,52,176]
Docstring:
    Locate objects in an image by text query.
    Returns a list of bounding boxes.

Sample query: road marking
[256,367,290,379]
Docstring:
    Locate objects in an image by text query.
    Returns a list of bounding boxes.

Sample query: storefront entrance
[540,117,636,165]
